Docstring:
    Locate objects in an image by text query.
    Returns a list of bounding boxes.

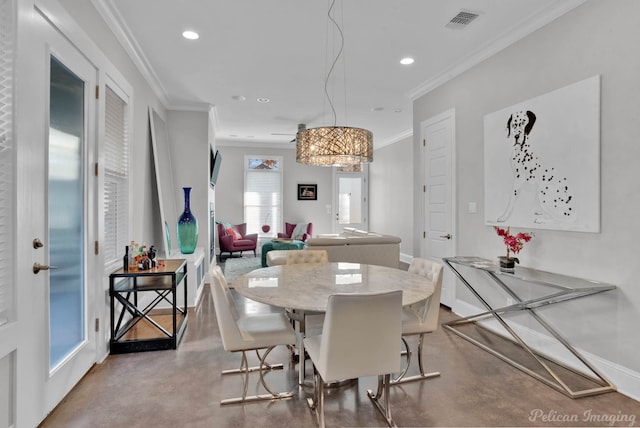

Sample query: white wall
[370,137,415,259]
[167,110,209,253]
[214,145,334,237]
[413,0,640,398]
[58,0,167,247]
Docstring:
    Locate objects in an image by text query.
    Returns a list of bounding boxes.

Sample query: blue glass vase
[177,187,198,254]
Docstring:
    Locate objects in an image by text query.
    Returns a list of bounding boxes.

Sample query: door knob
[440,234,452,240]
[33,263,57,274]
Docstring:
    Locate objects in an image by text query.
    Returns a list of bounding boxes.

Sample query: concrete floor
[41,284,639,427]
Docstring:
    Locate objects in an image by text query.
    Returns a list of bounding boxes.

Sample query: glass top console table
[443,256,616,398]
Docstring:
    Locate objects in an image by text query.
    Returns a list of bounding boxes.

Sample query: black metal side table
[109,259,188,354]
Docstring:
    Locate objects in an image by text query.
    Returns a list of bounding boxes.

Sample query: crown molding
[375,128,413,150]
[216,140,294,150]
[91,0,170,107]
[165,101,212,112]
[409,0,587,100]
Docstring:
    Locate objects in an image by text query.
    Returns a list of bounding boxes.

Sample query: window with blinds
[103,86,129,273]
[0,0,14,327]
[244,156,282,237]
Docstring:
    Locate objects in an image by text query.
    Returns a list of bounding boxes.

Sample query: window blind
[103,86,128,273]
[244,170,281,236]
[0,0,14,326]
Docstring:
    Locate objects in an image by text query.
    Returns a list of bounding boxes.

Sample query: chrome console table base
[443,257,616,399]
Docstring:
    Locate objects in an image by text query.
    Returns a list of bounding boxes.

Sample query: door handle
[33,263,58,274]
[440,234,452,240]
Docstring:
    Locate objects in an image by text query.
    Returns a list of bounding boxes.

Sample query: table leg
[297,310,306,386]
[442,259,616,398]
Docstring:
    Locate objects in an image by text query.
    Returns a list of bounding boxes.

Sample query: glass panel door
[48,57,85,369]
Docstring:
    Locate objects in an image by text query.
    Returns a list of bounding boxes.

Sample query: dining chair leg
[391,334,441,385]
[392,338,411,383]
[221,348,285,375]
[307,370,325,428]
[220,348,294,405]
[367,374,397,428]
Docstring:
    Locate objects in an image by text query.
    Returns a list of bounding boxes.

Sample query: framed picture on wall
[484,75,600,232]
[298,184,317,200]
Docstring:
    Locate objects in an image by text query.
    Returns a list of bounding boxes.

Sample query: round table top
[233,262,435,312]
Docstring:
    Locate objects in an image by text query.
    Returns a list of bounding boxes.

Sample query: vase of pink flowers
[494,226,534,272]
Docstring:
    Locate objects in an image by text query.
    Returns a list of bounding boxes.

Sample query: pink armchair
[217,223,258,260]
[277,222,313,242]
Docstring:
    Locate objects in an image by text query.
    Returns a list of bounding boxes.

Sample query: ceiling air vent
[445,10,480,29]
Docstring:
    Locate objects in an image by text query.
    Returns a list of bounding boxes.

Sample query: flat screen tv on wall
[210,148,222,188]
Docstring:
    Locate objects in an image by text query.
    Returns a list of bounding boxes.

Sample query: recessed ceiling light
[231,95,246,101]
[256,97,270,103]
[182,30,199,40]
[400,57,414,65]
[371,107,385,112]
[394,108,403,113]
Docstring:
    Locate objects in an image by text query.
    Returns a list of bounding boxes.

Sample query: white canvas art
[484,75,600,232]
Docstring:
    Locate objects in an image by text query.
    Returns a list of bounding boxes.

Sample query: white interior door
[13,8,98,424]
[333,166,369,232]
[421,109,457,308]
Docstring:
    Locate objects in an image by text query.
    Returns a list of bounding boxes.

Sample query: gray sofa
[305,228,401,268]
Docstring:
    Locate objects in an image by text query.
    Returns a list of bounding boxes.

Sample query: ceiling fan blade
[272,123,307,142]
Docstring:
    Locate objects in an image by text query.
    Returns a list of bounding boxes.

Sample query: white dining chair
[209,266,297,405]
[304,291,403,428]
[286,249,329,264]
[392,257,444,385]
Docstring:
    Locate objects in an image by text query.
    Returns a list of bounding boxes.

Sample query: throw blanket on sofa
[292,222,309,240]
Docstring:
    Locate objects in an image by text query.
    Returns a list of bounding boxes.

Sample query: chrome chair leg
[392,338,411,383]
[221,348,285,374]
[220,347,293,405]
[307,370,325,428]
[391,334,441,385]
[367,374,398,428]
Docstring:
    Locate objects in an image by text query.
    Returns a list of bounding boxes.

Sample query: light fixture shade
[296,126,373,167]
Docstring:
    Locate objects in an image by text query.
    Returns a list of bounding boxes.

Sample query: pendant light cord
[324,0,344,127]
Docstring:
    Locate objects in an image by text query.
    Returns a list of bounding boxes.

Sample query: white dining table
[233,262,435,385]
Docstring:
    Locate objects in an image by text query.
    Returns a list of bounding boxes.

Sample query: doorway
[421,109,457,308]
[333,165,369,232]
[10,6,99,425]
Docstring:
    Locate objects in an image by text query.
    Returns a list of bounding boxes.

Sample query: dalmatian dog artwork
[497,110,575,224]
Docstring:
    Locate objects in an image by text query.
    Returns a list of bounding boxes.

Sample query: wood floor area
[41,285,639,427]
